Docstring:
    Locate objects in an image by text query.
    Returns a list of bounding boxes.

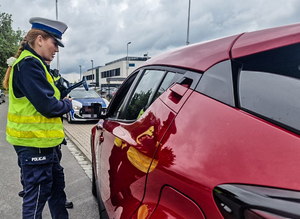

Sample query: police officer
[3,17,71,219]
[17,63,74,209]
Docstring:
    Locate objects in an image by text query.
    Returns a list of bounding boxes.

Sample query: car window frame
[105,70,142,119]
[105,66,188,122]
[117,69,167,122]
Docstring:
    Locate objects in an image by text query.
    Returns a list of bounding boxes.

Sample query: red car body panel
[141,34,241,72]
[134,92,300,218]
[147,186,206,219]
[91,23,300,218]
[232,23,300,58]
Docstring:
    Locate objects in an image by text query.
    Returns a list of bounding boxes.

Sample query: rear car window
[236,43,300,133]
[239,71,300,132]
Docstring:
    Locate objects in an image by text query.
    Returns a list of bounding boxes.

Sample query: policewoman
[3,17,72,219]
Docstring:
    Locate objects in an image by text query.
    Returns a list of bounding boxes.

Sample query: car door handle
[170,83,188,97]
[168,83,189,103]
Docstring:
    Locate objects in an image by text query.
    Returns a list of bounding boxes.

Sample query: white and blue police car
[65,88,109,123]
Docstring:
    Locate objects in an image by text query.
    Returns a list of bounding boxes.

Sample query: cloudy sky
[1,0,300,82]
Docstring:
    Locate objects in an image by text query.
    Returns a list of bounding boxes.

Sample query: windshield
[70,89,101,99]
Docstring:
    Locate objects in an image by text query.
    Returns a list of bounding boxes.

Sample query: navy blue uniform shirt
[12,44,72,118]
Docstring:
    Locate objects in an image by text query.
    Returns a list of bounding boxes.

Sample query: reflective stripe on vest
[6,50,64,147]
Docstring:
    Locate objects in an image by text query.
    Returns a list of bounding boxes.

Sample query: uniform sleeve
[15,58,72,118]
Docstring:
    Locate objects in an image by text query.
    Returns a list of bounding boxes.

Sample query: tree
[0,11,23,89]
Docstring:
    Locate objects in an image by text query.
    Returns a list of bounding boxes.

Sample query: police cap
[29,17,68,47]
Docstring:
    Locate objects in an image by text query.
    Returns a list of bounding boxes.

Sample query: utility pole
[126,42,131,76]
[186,0,191,45]
[91,60,94,85]
[79,65,81,80]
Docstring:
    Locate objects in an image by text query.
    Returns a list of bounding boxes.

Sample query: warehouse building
[83,56,150,90]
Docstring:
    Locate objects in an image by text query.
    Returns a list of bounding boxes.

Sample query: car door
[95,67,200,218]
[96,68,175,218]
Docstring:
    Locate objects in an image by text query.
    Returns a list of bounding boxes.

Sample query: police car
[65,88,109,123]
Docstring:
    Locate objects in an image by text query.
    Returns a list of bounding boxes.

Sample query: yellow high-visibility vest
[6,50,64,147]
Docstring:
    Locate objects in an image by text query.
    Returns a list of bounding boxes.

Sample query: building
[83,56,150,89]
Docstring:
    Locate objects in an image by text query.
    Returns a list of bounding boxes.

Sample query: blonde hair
[2,29,51,89]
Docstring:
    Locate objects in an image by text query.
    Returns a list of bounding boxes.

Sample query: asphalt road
[0,96,99,218]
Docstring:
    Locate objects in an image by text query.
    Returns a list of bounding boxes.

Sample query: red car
[91,23,300,219]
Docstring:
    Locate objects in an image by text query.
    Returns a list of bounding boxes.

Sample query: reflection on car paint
[104,103,177,218]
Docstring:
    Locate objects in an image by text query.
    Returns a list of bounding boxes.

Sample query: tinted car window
[124,70,165,120]
[196,60,235,107]
[154,72,177,100]
[236,43,300,80]
[239,71,300,132]
[236,43,300,133]
[107,71,140,118]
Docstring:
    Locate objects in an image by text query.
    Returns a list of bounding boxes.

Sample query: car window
[107,71,140,118]
[70,89,100,99]
[154,72,177,100]
[239,71,300,133]
[196,60,235,107]
[110,69,185,121]
[236,43,300,133]
[122,70,165,120]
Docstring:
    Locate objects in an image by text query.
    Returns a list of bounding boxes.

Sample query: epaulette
[24,56,33,61]
[15,56,33,71]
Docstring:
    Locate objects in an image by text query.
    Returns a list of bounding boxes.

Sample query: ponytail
[2,29,51,89]
[2,37,27,89]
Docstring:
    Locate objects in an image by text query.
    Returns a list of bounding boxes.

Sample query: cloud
[2,0,300,83]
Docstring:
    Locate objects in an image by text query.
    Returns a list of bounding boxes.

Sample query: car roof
[231,23,300,58]
[141,34,241,72]
[141,23,300,72]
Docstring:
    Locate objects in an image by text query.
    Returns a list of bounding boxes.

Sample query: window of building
[101,68,121,78]
[85,74,94,80]
[116,68,120,76]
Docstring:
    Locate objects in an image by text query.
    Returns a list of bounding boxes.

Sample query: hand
[63,97,72,101]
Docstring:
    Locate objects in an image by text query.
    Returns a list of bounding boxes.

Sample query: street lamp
[91,60,93,85]
[126,42,131,76]
[79,65,81,80]
[186,0,191,45]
